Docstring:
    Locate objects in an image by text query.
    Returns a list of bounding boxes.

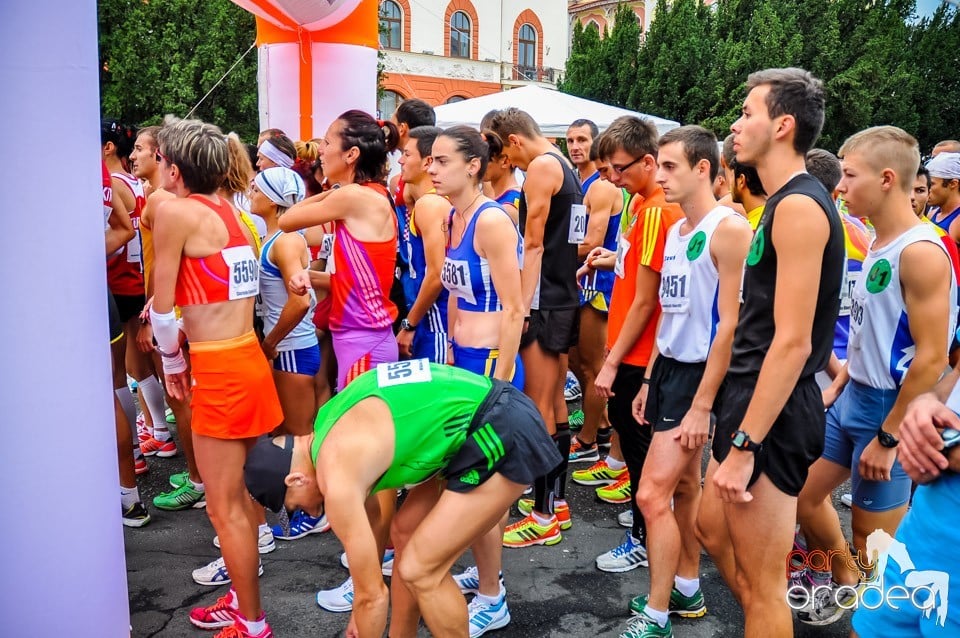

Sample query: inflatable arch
[230,0,380,140]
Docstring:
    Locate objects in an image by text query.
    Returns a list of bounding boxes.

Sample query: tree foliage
[562,0,960,153]
[99,0,258,140]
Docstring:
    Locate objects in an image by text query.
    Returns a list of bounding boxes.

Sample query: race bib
[848,287,866,348]
[317,233,334,260]
[126,229,142,263]
[377,359,432,387]
[441,258,476,306]
[839,267,860,317]
[223,245,259,300]
[568,204,587,244]
[615,236,630,279]
[659,259,691,313]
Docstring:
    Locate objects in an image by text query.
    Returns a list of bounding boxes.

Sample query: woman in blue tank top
[431,125,525,632]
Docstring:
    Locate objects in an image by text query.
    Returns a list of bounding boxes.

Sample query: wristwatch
[877,427,899,449]
[942,428,960,451]
[400,318,417,332]
[730,430,761,453]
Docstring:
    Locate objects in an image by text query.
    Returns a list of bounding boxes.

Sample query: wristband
[149,307,183,358]
[641,378,651,385]
[160,349,188,375]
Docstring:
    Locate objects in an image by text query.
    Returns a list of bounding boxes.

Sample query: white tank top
[657,206,737,363]
[848,223,958,390]
[258,231,318,352]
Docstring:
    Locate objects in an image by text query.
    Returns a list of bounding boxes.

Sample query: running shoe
[192,557,264,587]
[212,621,274,638]
[596,475,632,504]
[618,509,633,528]
[169,471,190,489]
[453,565,505,596]
[796,581,858,626]
[134,457,149,476]
[189,589,238,629]
[564,371,582,401]
[597,428,612,450]
[787,567,831,607]
[165,407,176,424]
[840,493,853,508]
[502,514,562,548]
[596,531,648,572]
[568,436,600,463]
[136,413,151,443]
[121,501,151,528]
[271,510,330,540]
[214,527,276,554]
[572,459,627,486]
[153,482,206,510]
[467,591,511,637]
[629,587,707,617]
[619,610,672,638]
[140,435,177,457]
[339,547,395,576]
[316,577,355,612]
[516,498,572,530]
[568,409,585,430]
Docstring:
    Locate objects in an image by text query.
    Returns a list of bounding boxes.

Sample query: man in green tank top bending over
[244,359,561,637]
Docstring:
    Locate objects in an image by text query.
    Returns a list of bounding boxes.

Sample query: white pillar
[0,2,130,635]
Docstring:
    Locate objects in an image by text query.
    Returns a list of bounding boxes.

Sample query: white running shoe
[339,548,395,576]
[617,509,634,528]
[317,577,355,612]
[468,590,511,637]
[596,532,648,573]
[213,527,276,554]
[192,556,263,586]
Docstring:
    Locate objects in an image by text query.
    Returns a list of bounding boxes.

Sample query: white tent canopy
[433,85,680,137]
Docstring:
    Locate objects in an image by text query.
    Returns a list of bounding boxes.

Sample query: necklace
[452,190,484,246]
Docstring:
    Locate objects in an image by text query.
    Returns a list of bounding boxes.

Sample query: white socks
[606,456,626,470]
[475,583,506,606]
[137,376,169,441]
[120,485,140,508]
[674,575,700,597]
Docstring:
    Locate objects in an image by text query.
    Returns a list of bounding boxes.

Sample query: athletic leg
[399,474,527,637]
[272,368,318,436]
[696,457,740,604]
[797,457,853,584]
[575,305,608,446]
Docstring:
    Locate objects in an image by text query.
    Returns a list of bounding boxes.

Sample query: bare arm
[150,200,190,315]
[519,155,564,312]
[262,234,312,357]
[679,215,752,449]
[578,179,619,259]
[279,187,350,232]
[105,177,135,255]
[477,210,524,381]
[404,196,449,327]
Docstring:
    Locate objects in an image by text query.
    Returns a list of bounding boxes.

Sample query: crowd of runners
[102,66,960,638]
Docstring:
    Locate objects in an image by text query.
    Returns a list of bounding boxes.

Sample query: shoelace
[621,614,656,638]
[612,538,637,558]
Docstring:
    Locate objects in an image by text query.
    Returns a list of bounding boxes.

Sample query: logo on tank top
[866,259,893,294]
[746,227,765,267]
[686,231,707,261]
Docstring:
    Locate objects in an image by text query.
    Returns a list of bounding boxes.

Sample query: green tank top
[310,361,493,492]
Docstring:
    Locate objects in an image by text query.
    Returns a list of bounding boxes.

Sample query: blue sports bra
[441,202,520,313]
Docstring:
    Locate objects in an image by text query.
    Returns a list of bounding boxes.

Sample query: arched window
[378,90,403,120]
[379,1,402,50]
[518,24,537,80]
[450,11,471,59]
[446,95,466,104]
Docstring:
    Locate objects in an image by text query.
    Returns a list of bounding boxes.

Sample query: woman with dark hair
[281,109,402,616]
[256,133,297,171]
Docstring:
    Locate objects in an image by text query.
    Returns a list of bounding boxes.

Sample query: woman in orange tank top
[150,117,282,638]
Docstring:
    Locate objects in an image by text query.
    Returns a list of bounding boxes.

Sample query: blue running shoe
[272,509,330,540]
[564,371,582,401]
[468,589,511,637]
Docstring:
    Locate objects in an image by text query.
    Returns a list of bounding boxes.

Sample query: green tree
[605,4,642,108]
[632,0,715,124]
[99,0,259,140]
[559,20,612,104]
[906,4,960,153]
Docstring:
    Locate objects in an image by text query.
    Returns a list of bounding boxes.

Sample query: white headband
[927,152,960,180]
[255,167,305,209]
[259,139,294,169]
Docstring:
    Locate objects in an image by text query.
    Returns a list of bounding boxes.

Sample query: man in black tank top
[490,108,582,547]
[694,68,844,638]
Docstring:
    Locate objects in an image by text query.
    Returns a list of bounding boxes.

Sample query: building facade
[377,0,569,115]
[567,0,655,35]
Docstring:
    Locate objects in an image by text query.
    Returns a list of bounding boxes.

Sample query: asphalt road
[126,420,854,638]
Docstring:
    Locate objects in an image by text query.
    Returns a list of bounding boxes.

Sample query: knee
[394,550,440,595]
[796,492,828,527]
[694,512,719,553]
[635,481,670,519]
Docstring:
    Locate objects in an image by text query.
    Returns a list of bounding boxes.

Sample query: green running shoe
[153,482,206,511]
[168,471,190,489]
[629,587,706,618]
[165,407,176,424]
[569,409,585,430]
[620,611,672,638]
